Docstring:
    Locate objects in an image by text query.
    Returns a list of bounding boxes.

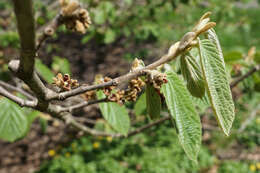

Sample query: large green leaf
[161,71,201,162]
[0,98,28,142]
[146,83,161,120]
[198,38,235,136]
[35,59,55,83]
[134,92,146,116]
[97,91,130,135]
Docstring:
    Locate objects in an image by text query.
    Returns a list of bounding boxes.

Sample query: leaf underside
[161,71,201,162]
[199,37,235,136]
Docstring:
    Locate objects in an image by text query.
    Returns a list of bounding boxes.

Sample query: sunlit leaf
[199,38,235,136]
[161,71,201,162]
[0,98,28,142]
[97,91,130,135]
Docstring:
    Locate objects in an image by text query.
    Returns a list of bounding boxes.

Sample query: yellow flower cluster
[93,142,100,149]
[250,163,260,172]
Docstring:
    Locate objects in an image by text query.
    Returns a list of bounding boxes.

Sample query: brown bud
[62,0,79,16]
[75,20,86,34]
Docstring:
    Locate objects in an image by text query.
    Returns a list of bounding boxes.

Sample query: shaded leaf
[97,91,130,135]
[199,38,235,136]
[146,84,161,120]
[0,98,27,142]
[35,59,54,83]
[52,56,71,75]
[161,71,201,162]
[134,92,146,116]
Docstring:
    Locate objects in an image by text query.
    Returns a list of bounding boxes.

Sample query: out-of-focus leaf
[180,52,205,98]
[161,71,201,162]
[104,29,116,44]
[134,92,146,116]
[97,91,130,135]
[39,117,48,134]
[224,51,243,63]
[52,56,71,75]
[35,59,54,83]
[24,110,39,135]
[255,51,260,63]
[146,84,161,120]
[0,98,27,142]
[199,38,235,136]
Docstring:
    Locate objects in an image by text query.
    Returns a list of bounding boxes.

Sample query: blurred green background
[0,0,260,173]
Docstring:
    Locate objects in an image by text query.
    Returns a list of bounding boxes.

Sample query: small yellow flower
[250,164,256,172]
[48,149,56,157]
[256,162,260,169]
[106,136,113,142]
[71,143,77,149]
[256,118,260,124]
[65,152,71,157]
[93,142,100,149]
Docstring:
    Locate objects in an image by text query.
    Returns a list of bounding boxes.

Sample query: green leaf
[97,91,130,135]
[146,84,161,120]
[180,52,205,98]
[161,71,201,162]
[0,98,28,142]
[35,58,54,83]
[39,117,48,134]
[224,51,243,63]
[24,110,39,136]
[52,56,71,75]
[134,92,146,116]
[198,38,235,136]
[104,29,116,44]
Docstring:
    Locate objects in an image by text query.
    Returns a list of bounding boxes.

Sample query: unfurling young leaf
[97,90,130,136]
[161,71,202,162]
[180,52,205,98]
[146,83,161,120]
[198,37,235,136]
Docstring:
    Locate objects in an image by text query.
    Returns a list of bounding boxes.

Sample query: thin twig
[0,86,37,107]
[230,64,260,88]
[63,113,171,138]
[46,48,182,101]
[238,104,260,133]
[0,81,36,100]
[60,98,108,112]
[36,13,64,51]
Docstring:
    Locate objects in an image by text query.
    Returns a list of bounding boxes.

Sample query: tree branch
[12,0,36,77]
[59,98,108,112]
[36,13,64,51]
[0,86,37,108]
[62,113,171,138]
[230,64,260,88]
[46,44,182,101]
